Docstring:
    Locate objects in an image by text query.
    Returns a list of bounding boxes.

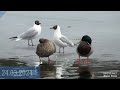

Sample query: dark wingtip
[9,36,17,39]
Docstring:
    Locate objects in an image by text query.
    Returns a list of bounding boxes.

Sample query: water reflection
[0,59,27,66]
[40,61,56,78]
[0,58,120,79]
[55,66,64,79]
[40,58,70,79]
[78,65,94,79]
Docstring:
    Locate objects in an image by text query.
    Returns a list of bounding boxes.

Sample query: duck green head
[81,35,92,45]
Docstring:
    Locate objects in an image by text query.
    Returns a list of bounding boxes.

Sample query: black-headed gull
[36,38,56,64]
[76,35,93,64]
[50,25,74,53]
[9,20,41,46]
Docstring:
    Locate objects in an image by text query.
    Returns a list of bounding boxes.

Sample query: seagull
[36,38,56,64]
[9,20,41,46]
[76,35,93,64]
[50,25,74,53]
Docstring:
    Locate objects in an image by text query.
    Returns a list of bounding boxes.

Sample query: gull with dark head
[50,25,74,53]
[9,20,41,46]
[36,38,56,64]
[76,35,93,64]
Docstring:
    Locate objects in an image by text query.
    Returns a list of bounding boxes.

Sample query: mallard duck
[76,35,93,64]
[36,38,56,64]
[50,25,74,53]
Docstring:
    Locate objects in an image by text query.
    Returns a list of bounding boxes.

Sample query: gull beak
[50,27,53,29]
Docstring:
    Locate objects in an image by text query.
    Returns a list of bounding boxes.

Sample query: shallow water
[0,11,120,79]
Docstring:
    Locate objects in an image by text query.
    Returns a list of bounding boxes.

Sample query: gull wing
[17,27,38,39]
[59,35,74,47]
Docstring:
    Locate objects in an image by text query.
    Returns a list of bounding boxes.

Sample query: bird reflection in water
[78,65,95,79]
[40,61,56,78]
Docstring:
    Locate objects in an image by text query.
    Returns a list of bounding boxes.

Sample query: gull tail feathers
[67,41,75,47]
[9,36,17,39]
[9,36,22,41]
[15,38,22,41]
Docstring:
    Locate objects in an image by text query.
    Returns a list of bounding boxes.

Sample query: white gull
[50,25,74,53]
[9,20,41,46]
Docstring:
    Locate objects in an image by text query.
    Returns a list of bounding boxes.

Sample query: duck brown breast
[77,41,91,56]
[36,41,56,57]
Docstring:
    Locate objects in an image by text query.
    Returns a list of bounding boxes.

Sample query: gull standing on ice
[9,20,42,46]
[50,25,74,53]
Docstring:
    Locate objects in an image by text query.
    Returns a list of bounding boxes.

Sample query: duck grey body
[36,38,56,64]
